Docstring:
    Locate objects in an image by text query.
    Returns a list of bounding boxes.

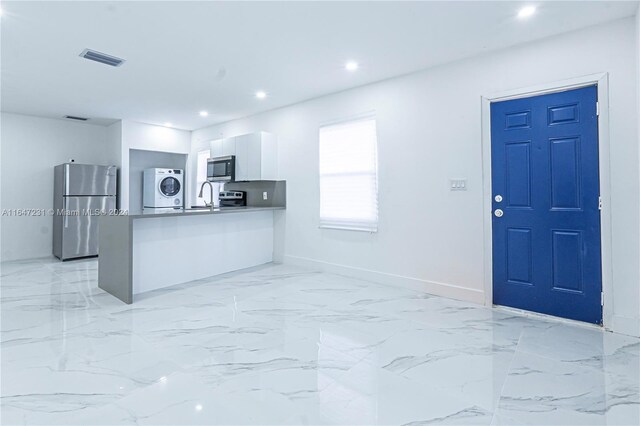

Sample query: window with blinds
[319,115,379,232]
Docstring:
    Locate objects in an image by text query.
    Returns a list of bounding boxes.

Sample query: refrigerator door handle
[64,164,70,195]
[63,198,69,228]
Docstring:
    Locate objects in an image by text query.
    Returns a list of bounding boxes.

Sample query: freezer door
[64,164,117,196]
[61,196,116,259]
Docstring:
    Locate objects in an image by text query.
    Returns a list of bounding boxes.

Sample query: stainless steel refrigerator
[53,163,117,260]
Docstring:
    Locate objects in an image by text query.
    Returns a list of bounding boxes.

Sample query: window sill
[319,224,378,233]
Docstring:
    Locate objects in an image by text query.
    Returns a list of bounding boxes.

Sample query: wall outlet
[450,179,467,191]
[263,191,268,200]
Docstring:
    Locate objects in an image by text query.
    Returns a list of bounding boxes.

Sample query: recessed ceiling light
[517,5,536,19]
[255,91,267,99]
[163,122,172,127]
[199,111,209,117]
[345,61,359,71]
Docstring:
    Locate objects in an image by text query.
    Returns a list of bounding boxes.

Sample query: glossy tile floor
[1,258,639,425]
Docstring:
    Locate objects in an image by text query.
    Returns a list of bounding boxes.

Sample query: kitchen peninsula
[98,184,285,304]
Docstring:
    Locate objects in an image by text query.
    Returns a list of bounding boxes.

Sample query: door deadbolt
[494,209,504,218]
[494,195,503,202]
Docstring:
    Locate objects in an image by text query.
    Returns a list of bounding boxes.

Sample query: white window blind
[196,149,211,205]
[319,115,379,232]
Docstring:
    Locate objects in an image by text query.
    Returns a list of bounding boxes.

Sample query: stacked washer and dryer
[143,168,184,208]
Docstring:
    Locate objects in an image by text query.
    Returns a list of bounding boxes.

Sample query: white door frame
[480,72,613,329]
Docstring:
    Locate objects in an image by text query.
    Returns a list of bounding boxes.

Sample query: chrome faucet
[198,181,216,211]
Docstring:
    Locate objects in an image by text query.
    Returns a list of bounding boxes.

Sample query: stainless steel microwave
[207,155,235,182]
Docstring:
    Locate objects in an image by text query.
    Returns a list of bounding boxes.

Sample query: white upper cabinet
[210,139,224,157]
[210,137,236,157]
[208,132,277,181]
[234,135,250,181]
[222,138,236,156]
[233,132,277,181]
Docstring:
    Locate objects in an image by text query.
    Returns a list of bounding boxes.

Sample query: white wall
[636,8,640,331]
[0,113,111,261]
[118,120,191,210]
[193,18,640,336]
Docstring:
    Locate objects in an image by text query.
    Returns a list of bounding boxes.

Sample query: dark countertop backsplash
[225,180,286,208]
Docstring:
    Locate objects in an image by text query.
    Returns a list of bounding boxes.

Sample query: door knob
[494,209,504,218]
[494,195,503,202]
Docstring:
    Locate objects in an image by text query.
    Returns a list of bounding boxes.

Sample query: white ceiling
[1,1,637,130]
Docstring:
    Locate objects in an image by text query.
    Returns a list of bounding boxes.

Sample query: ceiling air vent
[79,49,125,67]
[64,115,89,121]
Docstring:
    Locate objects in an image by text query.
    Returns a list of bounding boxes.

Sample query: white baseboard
[610,315,640,338]
[284,255,485,305]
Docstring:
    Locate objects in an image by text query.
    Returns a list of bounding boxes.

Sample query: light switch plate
[450,179,467,191]
[263,191,268,200]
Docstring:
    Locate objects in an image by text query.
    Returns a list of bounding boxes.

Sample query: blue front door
[491,85,602,324]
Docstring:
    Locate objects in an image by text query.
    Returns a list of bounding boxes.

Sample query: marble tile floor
[1,257,638,425]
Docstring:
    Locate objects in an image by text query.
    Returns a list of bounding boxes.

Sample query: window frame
[318,113,379,233]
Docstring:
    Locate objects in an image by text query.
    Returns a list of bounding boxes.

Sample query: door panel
[222,137,236,156]
[247,134,263,181]
[551,230,584,293]
[505,110,531,129]
[159,177,181,197]
[62,196,115,259]
[65,164,116,196]
[234,134,249,181]
[210,139,224,157]
[550,137,581,209]
[506,228,533,285]
[505,142,532,207]
[491,85,602,324]
[548,103,579,125]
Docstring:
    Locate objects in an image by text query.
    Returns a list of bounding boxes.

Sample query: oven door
[207,156,235,182]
